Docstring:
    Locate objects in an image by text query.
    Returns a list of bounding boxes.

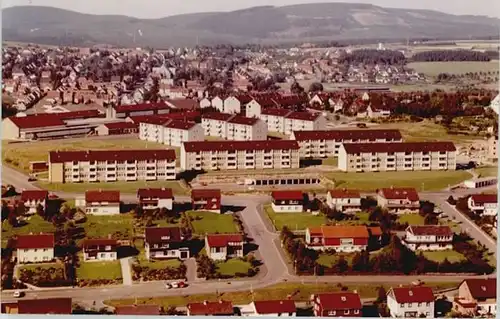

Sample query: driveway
[120,258,133,286]
[184,258,197,282]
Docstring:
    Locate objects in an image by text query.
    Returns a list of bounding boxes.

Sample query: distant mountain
[3,4,500,47]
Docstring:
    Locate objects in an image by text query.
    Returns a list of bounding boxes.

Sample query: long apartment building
[139,118,203,147]
[291,129,403,158]
[202,112,267,141]
[338,141,457,172]
[48,149,177,183]
[258,108,327,135]
[181,140,300,171]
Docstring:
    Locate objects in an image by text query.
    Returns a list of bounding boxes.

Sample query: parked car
[165,281,187,289]
[28,177,37,182]
[13,290,24,298]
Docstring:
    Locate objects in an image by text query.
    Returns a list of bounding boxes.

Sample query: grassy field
[324,170,471,191]
[140,258,182,270]
[187,211,239,235]
[422,250,467,263]
[105,281,458,308]
[474,166,498,178]
[2,138,178,174]
[76,260,122,280]
[316,253,355,268]
[37,180,190,195]
[1,215,56,247]
[205,168,307,176]
[19,262,62,272]
[397,214,426,225]
[82,214,135,241]
[264,205,325,231]
[322,157,338,166]
[216,259,252,276]
[407,61,499,77]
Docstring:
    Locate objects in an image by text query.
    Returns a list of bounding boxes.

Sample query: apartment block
[202,112,267,141]
[48,149,177,183]
[139,118,203,147]
[338,142,457,172]
[180,140,300,171]
[291,129,403,158]
[259,109,326,135]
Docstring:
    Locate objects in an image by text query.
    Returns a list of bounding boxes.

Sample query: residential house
[16,233,55,264]
[115,305,161,316]
[487,136,497,160]
[271,191,304,213]
[454,278,497,317]
[205,234,244,261]
[191,189,221,213]
[95,122,139,136]
[326,189,361,212]
[76,190,120,215]
[144,227,190,260]
[82,238,118,262]
[17,298,73,314]
[387,286,435,318]
[224,95,252,114]
[367,104,391,118]
[377,188,420,213]
[311,292,363,317]
[139,119,204,147]
[258,109,326,136]
[137,188,174,211]
[403,225,453,251]
[187,300,234,316]
[21,190,48,214]
[467,194,498,216]
[244,300,297,317]
[305,225,370,252]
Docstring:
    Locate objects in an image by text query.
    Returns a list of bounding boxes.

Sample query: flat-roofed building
[202,113,267,141]
[291,129,403,158]
[139,119,203,147]
[338,142,456,172]
[48,149,176,183]
[181,140,300,171]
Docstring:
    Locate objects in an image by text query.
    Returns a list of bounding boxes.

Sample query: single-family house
[245,300,297,317]
[17,298,73,314]
[115,305,161,315]
[306,225,370,252]
[311,292,362,317]
[21,190,48,214]
[137,188,174,211]
[76,190,120,215]
[187,300,234,316]
[326,189,361,212]
[454,278,497,317]
[205,234,244,261]
[467,194,498,216]
[271,191,304,213]
[16,233,55,264]
[82,238,118,262]
[387,286,435,318]
[377,188,420,213]
[144,227,190,260]
[191,189,221,213]
[403,225,453,251]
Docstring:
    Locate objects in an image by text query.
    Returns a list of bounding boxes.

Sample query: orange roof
[309,225,370,239]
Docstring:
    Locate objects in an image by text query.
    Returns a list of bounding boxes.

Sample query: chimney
[203,300,208,306]
[219,300,223,304]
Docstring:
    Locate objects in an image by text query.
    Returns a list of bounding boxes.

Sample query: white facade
[144,243,189,260]
[387,294,434,318]
[83,251,117,262]
[326,193,361,212]
[467,196,498,216]
[202,115,268,141]
[139,122,204,147]
[17,248,54,264]
[211,96,224,112]
[283,115,327,135]
[223,96,242,114]
[239,302,296,317]
[23,199,46,214]
[271,202,303,213]
[246,100,262,118]
[199,98,212,109]
[403,229,453,251]
[259,111,327,136]
[367,105,391,118]
[141,198,173,211]
[76,196,121,215]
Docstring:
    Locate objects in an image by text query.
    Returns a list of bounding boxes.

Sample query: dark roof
[183,140,300,152]
[16,233,55,249]
[292,129,402,141]
[8,110,102,129]
[227,115,259,126]
[261,108,292,117]
[49,149,176,163]
[314,292,362,310]
[128,114,172,124]
[462,278,496,299]
[114,102,170,113]
[18,298,72,314]
[206,234,243,248]
[21,190,48,201]
[379,188,419,201]
[103,122,139,130]
[163,120,197,130]
[191,189,221,199]
[137,188,174,199]
[407,225,453,237]
[470,194,498,205]
[308,226,370,239]
[389,286,435,303]
[187,301,234,315]
[342,141,456,154]
[233,94,252,104]
[285,111,320,121]
[83,238,118,248]
[202,112,233,121]
[145,227,182,244]
[85,190,120,203]
[328,189,361,199]
[165,99,198,110]
[115,305,161,315]
[253,300,296,314]
[272,190,303,201]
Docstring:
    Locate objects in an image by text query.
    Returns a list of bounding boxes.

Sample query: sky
[2,0,500,18]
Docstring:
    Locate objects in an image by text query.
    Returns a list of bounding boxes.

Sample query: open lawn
[324,170,472,191]
[19,262,62,272]
[37,180,190,195]
[397,214,426,225]
[475,166,498,178]
[264,205,325,231]
[316,253,355,268]
[1,215,55,247]
[407,61,499,77]
[105,281,458,308]
[205,168,306,176]
[188,211,239,235]
[82,214,135,241]
[216,259,252,276]
[322,157,338,167]
[2,138,178,174]
[422,250,467,263]
[140,258,182,270]
[76,260,122,280]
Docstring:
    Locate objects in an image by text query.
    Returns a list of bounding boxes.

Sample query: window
[401,303,405,308]
[426,302,430,307]
[344,310,349,315]
[408,303,412,308]
[34,249,37,252]
[354,309,359,314]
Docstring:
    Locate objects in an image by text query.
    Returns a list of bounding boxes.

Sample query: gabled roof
[292,129,402,141]
[253,300,296,314]
[285,111,320,121]
[18,298,72,314]
[342,142,456,154]
[187,301,234,315]
[145,227,182,244]
[328,189,361,199]
[206,234,244,248]
[261,108,292,117]
[470,194,498,205]
[379,188,419,201]
[462,278,496,299]
[114,102,170,113]
[389,286,435,303]
[115,305,161,315]
[49,149,176,163]
[314,292,362,310]
[137,188,174,200]
[191,189,221,199]
[272,190,303,201]
[16,233,55,249]
[7,115,65,129]
[103,122,139,130]
[85,190,120,203]
[227,116,259,126]
[308,225,370,239]
[202,112,233,121]
[407,225,453,237]
[165,99,198,110]
[20,190,49,201]
[163,120,197,130]
[183,140,300,152]
[83,238,118,248]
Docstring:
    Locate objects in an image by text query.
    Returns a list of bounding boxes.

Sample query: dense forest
[338,49,406,65]
[412,50,491,62]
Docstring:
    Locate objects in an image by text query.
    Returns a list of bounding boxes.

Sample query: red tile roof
[389,286,435,303]
[272,190,303,201]
[308,225,370,239]
[202,112,234,121]
[16,233,55,249]
[127,114,172,124]
[328,189,361,199]
[470,194,498,205]
[85,190,120,203]
[407,225,453,237]
[314,292,362,310]
[18,298,72,314]
[367,226,383,237]
[83,238,118,248]
[253,300,296,314]
[342,141,456,154]
[379,188,419,201]
[285,111,320,121]
[462,278,496,299]
[164,111,200,122]
[206,234,244,248]
[8,115,65,129]
[261,108,292,117]
[292,129,402,141]
[183,140,300,152]
[191,189,221,200]
[20,190,48,201]
[145,227,182,244]
[233,94,253,104]
[227,115,259,126]
[137,188,174,199]
[165,99,199,110]
[114,102,170,113]
[187,301,234,315]
[163,120,197,130]
[103,122,139,130]
[115,305,161,315]
[49,149,176,163]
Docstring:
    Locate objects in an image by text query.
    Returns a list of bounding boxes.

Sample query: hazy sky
[3,0,500,18]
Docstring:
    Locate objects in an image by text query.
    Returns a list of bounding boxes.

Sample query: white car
[13,290,23,298]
